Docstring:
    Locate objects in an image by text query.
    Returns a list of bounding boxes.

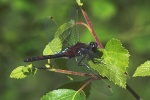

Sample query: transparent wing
[45,16,58,43]
[44,16,76,55]
[62,7,80,48]
[66,56,113,95]
[43,8,79,68]
[44,7,79,54]
[44,16,63,54]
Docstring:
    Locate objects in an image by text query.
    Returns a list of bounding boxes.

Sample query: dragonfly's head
[89,42,98,51]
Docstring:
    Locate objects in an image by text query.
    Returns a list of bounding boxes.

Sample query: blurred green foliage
[0,0,150,100]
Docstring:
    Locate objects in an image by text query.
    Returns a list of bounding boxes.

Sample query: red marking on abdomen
[39,56,43,58]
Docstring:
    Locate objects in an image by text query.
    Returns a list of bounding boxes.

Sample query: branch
[126,84,143,100]
[80,7,103,49]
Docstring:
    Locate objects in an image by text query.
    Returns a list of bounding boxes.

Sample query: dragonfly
[24,42,98,63]
[24,8,113,96]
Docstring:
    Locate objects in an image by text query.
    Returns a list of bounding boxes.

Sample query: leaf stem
[76,22,91,32]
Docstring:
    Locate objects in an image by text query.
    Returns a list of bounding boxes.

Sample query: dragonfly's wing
[43,8,79,70]
[45,7,79,53]
[91,77,113,96]
[67,56,113,95]
[45,16,58,43]
[62,7,80,48]
[44,16,75,55]
[44,16,63,55]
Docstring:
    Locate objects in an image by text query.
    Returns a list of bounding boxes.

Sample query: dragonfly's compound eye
[90,42,98,50]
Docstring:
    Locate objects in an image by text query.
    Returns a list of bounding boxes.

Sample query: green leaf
[76,0,83,6]
[89,38,130,88]
[41,89,86,100]
[32,67,38,76]
[10,64,34,79]
[43,20,75,55]
[133,61,150,77]
[43,38,62,55]
[55,20,75,39]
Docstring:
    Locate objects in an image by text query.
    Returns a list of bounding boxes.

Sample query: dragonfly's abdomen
[24,53,66,62]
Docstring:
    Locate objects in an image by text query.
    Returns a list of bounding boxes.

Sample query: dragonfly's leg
[88,52,103,64]
[78,55,87,66]
[87,52,96,63]
[77,55,93,74]
[75,55,78,62]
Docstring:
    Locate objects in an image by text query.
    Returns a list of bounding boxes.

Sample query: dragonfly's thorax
[63,42,98,58]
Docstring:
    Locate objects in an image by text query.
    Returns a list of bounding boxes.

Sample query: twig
[126,84,143,100]
[77,77,94,91]
[38,67,105,78]
[76,22,91,31]
[80,7,103,49]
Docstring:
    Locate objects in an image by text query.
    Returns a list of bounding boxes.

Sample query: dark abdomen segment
[24,53,66,62]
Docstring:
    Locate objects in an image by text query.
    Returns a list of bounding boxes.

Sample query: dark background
[0,0,150,100]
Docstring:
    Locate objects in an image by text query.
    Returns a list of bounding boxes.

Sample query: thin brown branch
[126,84,142,100]
[77,78,94,91]
[80,7,103,49]
[76,22,91,32]
[38,67,101,78]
